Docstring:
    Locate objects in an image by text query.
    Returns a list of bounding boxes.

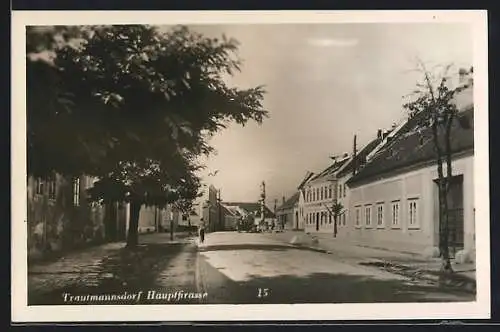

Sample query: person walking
[199,224,205,244]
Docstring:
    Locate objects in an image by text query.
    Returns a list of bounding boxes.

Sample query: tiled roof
[277,192,300,211]
[222,202,276,218]
[347,108,474,187]
[310,158,349,182]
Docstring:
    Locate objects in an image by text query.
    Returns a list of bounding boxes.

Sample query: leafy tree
[403,60,472,273]
[27,25,268,247]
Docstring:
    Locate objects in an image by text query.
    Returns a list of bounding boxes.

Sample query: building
[303,157,349,233]
[223,202,276,230]
[276,192,300,230]
[220,205,240,231]
[296,171,316,231]
[345,69,474,260]
[332,133,386,238]
[27,174,126,260]
[201,185,223,232]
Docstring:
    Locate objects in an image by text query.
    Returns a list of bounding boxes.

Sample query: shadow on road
[199,258,476,304]
[198,243,327,254]
[28,242,187,305]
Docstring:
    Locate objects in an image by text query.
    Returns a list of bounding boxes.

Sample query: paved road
[196,232,474,304]
[28,231,474,305]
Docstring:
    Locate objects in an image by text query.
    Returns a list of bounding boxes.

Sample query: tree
[325,201,343,238]
[403,60,472,273]
[27,25,268,247]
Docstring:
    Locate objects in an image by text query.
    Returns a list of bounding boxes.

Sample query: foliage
[27,25,268,245]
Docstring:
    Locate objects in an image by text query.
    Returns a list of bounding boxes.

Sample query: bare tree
[403,60,472,274]
[324,201,344,238]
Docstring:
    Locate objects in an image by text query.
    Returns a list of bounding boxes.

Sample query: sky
[167,23,473,206]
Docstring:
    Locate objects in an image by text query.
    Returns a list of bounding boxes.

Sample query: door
[295,211,299,229]
[316,212,319,231]
[434,175,464,257]
[447,176,464,257]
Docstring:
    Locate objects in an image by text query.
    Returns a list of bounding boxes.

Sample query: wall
[303,176,338,233]
[27,174,109,261]
[137,206,159,233]
[347,154,474,256]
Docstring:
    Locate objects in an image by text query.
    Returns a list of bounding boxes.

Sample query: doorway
[295,211,299,230]
[434,175,465,257]
[316,212,320,231]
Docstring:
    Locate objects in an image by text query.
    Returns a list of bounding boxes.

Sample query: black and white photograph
[12,10,489,322]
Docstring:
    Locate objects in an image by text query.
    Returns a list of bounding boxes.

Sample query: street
[28,231,475,305]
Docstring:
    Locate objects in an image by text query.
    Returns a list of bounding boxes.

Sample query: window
[365,205,372,227]
[182,215,188,221]
[48,175,56,200]
[312,190,316,201]
[328,186,332,199]
[342,212,346,226]
[355,207,361,227]
[35,178,44,195]
[320,188,324,200]
[329,213,332,224]
[343,184,347,198]
[73,177,80,206]
[316,188,320,200]
[338,185,342,198]
[391,201,400,228]
[376,203,384,228]
[408,198,419,228]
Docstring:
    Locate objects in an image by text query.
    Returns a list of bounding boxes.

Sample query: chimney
[377,129,382,139]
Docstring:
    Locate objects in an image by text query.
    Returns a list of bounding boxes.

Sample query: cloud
[307,38,359,48]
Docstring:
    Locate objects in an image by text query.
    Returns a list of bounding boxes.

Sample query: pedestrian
[199,224,205,244]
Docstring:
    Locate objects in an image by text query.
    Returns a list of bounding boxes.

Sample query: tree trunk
[442,116,456,273]
[434,122,453,274]
[333,216,338,238]
[126,200,141,248]
[170,220,174,241]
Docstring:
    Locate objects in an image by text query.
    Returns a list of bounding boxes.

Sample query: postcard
[11,9,490,322]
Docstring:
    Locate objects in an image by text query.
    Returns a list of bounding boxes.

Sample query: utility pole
[260,181,266,231]
[352,134,358,176]
[217,189,223,231]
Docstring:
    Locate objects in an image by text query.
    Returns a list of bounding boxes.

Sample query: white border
[11,10,490,322]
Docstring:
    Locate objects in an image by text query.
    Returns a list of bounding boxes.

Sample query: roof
[220,205,238,217]
[309,158,349,183]
[297,171,316,190]
[347,108,474,187]
[222,202,276,218]
[277,192,300,211]
[337,136,384,178]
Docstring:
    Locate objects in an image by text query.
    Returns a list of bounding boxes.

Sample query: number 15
[257,288,269,298]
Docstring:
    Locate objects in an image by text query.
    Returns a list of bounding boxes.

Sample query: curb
[289,243,332,254]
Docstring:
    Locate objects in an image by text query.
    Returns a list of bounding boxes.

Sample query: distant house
[303,157,349,233]
[346,70,474,260]
[223,202,276,230]
[276,192,300,230]
[220,205,240,231]
[296,171,316,231]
